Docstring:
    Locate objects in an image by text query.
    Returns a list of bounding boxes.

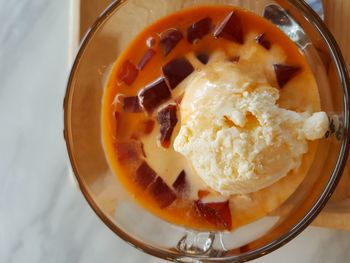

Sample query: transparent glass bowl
[64,0,350,262]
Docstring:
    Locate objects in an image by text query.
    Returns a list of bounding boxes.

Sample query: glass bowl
[64,0,350,262]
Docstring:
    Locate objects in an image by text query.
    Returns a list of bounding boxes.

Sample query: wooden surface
[323,0,350,69]
[74,0,350,230]
[311,0,350,229]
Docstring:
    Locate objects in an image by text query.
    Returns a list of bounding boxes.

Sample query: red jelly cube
[138,77,171,114]
[273,64,301,88]
[139,119,155,135]
[198,190,210,199]
[196,53,209,64]
[115,140,143,164]
[150,177,177,208]
[137,48,156,70]
[172,170,187,194]
[118,60,139,86]
[187,17,213,43]
[230,56,240,62]
[195,200,232,230]
[122,96,142,113]
[157,104,178,148]
[162,57,194,90]
[135,161,157,189]
[239,245,250,253]
[146,36,156,48]
[256,33,271,50]
[214,11,244,44]
[131,119,156,139]
[159,29,183,56]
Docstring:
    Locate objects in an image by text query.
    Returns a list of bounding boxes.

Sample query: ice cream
[174,54,328,195]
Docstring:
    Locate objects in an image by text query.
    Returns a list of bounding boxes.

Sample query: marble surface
[1,0,350,262]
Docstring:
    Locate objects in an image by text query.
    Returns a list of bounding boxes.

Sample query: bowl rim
[63,0,350,261]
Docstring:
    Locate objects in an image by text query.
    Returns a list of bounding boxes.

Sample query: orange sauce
[101,6,320,230]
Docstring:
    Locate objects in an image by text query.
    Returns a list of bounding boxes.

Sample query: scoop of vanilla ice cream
[173,57,328,195]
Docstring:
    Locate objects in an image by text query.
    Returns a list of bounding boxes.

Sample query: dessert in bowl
[102,5,328,231]
[64,0,350,261]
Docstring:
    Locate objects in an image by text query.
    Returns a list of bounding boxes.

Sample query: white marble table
[1,0,350,262]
